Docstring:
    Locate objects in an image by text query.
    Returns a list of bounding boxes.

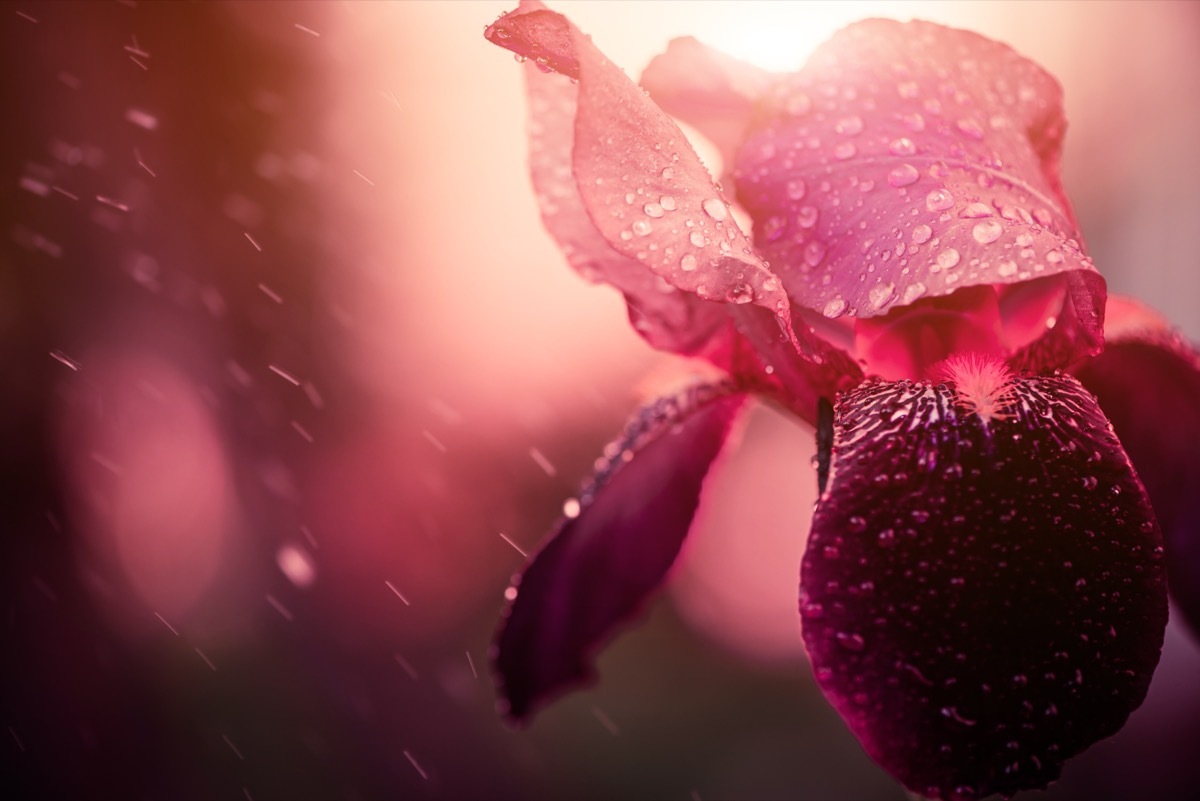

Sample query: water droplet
[562,498,581,518]
[786,178,807,200]
[702,198,728,221]
[797,206,819,228]
[926,188,954,212]
[835,115,864,136]
[972,219,1003,244]
[901,282,927,304]
[937,248,961,269]
[679,253,698,271]
[822,297,847,318]
[689,231,705,247]
[848,516,867,532]
[632,219,653,237]
[960,202,993,218]
[660,195,676,211]
[911,224,932,244]
[836,631,866,651]
[1082,475,1098,490]
[868,282,896,310]
[1046,251,1064,264]
[661,167,674,180]
[956,118,985,139]
[834,142,856,160]
[804,240,827,267]
[902,112,926,132]
[897,81,919,99]
[888,137,917,156]
[643,202,664,218]
[877,529,896,547]
[727,282,754,304]
[998,260,1018,277]
[888,164,920,187]
[822,545,840,559]
[762,276,778,292]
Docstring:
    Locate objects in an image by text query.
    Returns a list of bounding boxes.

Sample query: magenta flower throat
[483,3,1200,799]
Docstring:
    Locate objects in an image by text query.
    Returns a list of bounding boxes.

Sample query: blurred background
[2,1,1199,799]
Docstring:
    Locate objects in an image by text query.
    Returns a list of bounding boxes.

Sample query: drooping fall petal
[801,370,1167,800]
[1075,296,1200,640]
[493,381,746,722]
[733,19,1104,368]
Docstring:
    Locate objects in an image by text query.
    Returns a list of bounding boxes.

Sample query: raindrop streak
[528,447,557,477]
[394,655,419,680]
[293,23,320,37]
[257,283,282,304]
[154,612,180,636]
[498,531,528,557]
[195,648,217,672]
[404,751,429,781]
[222,734,244,760]
[244,232,262,251]
[592,706,621,736]
[265,594,293,622]
[466,651,479,679]
[50,350,82,371]
[385,580,411,606]
[268,364,301,386]
[352,169,375,186]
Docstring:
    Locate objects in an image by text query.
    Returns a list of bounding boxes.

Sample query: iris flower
[483,2,1200,798]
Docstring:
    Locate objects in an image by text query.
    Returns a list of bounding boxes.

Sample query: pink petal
[492,382,745,722]
[485,2,787,329]
[1075,296,1200,640]
[733,20,1103,366]
[640,37,774,172]
[485,2,857,422]
[801,372,1167,800]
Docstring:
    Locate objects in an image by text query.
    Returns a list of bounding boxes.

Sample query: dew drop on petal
[926,188,954,212]
[835,142,857,160]
[805,240,827,267]
[822,297,848,319]
[956,118,985,139]
[937,248,961,269]
[911,224,933,244]
[888,164,920,187]
[660,195,676,211]
[972,219,1003,244]
[960,202,993,218]
[797,206,819,228]
[727,282,754,304]
[787,178,807,200]
[689,230,705,247]
[680,253,698,272]
[998,260,1018,277]
[632,219,653,236]
[901,281,927,304]
[888,137,917,156]
[868,282,896,311]
[643,202,664,218]
[836,631,866,651]
[702,198,728,221]
[836,115,864,136]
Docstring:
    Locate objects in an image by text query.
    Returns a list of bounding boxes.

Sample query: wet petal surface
[1075,296,1200,640]
[734,20,1103,366]
[485,1,788,324]
[801,372,1167,799]
[493,382,745,722]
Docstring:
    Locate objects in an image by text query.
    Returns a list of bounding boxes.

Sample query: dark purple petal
[801,370,1167,800]
[734,20,1103,367]
[1075,296,1200,640]
[493,382,746,722]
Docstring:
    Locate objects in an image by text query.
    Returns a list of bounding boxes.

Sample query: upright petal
[640,37,774,172]
[485,2,787,335]
[801,370,1167,799]
[485,1,857,421]
[1075,296,1200,640]
[734,20,1103,367]
[493,381,746,722]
